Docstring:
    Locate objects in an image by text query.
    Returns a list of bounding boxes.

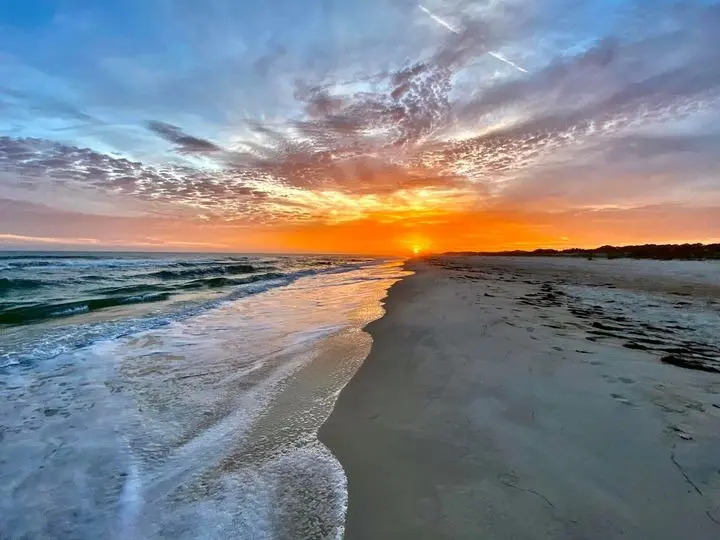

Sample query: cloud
[146,121,224,154]
[2,0,720,237]
[0,86,102,127]
[0,137,267,219]
[0,232,101,245]
[203,0,719,209]
[0,232,229,249]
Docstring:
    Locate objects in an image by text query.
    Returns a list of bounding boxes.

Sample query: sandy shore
[319,256,720,539]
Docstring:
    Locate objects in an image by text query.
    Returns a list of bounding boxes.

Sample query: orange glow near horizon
[191,205,720,255]
[3,193,719,255]
[4,204,719,254]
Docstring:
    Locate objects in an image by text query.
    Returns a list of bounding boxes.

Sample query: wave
[172,257,256,267]
[5,260,57,268]
[0,293,171,325]
[1,259,376,365]
[90,272,285,296]
[144,263,271,280]
[45,263,266,283]
[0,278,46,293]
[0,271,289,325]
[180,272,285,289]
[93,284,169,296]
[0,272,298,364]
[1,254,114,269]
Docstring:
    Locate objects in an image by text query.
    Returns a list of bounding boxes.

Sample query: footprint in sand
[611,393,634,406]
[604,375,634,385]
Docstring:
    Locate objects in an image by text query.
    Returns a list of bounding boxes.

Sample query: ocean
[0,252,409,539]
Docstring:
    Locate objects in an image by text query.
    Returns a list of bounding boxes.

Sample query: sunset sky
[1,0,719,254]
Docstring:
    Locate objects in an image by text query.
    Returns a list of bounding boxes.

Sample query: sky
[1,0,719,254]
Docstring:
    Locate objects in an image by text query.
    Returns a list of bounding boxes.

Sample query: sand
[319,256,720,539]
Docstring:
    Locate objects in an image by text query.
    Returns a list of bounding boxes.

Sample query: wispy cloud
[0,233,101,245]
[0,232,230,249]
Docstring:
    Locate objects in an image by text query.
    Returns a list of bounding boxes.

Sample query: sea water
[0,252,409,538]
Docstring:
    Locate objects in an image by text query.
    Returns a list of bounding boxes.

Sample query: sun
[402,235,431,256]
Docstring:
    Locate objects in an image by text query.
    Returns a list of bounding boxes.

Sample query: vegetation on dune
[446,243,720,260]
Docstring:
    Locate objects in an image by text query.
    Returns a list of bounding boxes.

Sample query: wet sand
[319,256,720,539]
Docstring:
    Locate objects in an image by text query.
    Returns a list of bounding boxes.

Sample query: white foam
[118,453,142,539]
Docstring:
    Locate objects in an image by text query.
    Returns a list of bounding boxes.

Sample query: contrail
[418,4,528,74]
[487,51,528,74]
[418,4,459,34]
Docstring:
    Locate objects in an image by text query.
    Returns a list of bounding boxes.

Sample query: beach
[320,256,720,539]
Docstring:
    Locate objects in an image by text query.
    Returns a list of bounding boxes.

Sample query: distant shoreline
[444,242,720,260]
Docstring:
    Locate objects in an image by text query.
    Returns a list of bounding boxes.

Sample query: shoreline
[318,259,420,537]
[0,259,408,540]
[319,256,720,539]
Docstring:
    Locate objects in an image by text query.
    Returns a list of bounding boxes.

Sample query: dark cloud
[146,121,224,154]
